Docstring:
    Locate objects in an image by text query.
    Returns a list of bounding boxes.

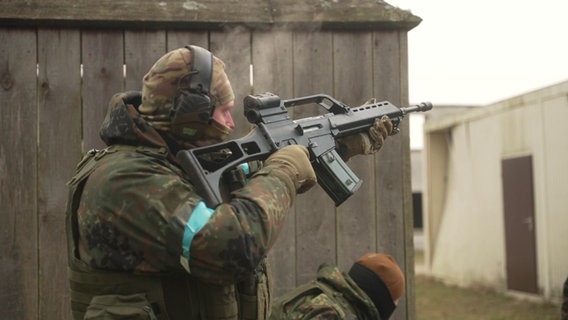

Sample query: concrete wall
[410,105,477,194]
[423,80,568,302]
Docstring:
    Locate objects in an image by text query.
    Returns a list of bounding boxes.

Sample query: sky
[384,0,568,106]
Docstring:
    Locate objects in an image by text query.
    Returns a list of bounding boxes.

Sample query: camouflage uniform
[77,92,293,280]
[269,263,381,320]
[270,253,404,320]
[66,47,305,320]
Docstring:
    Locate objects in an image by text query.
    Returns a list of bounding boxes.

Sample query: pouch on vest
[84,293,158,320]
[238,258,272,320]
[193,280,238,320]
[271,279,358,320]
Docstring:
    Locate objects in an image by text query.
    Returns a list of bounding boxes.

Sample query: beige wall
[423,80,568,302]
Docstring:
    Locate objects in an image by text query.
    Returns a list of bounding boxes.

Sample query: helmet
[138,45,235,143]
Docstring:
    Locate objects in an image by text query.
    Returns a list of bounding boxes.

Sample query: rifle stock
[177,92,432,208]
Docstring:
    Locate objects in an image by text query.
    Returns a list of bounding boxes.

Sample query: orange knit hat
[348,253,405,319]
[356,253,405,302]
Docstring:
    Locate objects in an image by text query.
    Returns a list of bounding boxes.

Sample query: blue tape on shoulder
[182,201,215,260]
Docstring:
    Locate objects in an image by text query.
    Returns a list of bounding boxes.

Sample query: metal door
[501,156,538,293]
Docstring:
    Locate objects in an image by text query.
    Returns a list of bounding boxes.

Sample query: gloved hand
[264,145,316,194]
[336,115,396,161]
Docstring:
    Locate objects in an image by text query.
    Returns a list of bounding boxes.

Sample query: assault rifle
[177,93,432,207]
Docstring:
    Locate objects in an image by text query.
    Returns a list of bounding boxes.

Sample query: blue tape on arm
[238,162,250,175]
[182,201,215,260]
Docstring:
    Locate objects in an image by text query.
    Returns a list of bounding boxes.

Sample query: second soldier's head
[348,253,405,319]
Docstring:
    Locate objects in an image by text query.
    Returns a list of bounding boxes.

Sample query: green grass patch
[415,274,560,320]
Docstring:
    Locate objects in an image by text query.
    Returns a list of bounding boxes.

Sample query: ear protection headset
[170,45,214,123]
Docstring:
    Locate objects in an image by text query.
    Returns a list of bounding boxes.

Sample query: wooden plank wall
[0,27,414,320]
[1,28,39,320]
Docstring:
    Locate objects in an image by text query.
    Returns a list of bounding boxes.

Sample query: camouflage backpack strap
[66,148,103,264]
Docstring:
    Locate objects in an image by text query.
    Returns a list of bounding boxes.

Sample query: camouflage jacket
[270,263,381,320]
[75,91,296,284]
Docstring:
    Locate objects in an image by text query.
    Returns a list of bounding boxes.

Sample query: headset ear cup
[167,45,215,141]
[171,91,212,123]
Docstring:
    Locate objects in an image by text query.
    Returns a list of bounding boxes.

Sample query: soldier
[270,253,405,320]
[65,45,394,319]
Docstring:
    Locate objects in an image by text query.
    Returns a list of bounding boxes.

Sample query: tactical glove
[336,115,395,161]
[264,145,316,194]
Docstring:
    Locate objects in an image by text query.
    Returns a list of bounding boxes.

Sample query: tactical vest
[270,279,361,320]
[65,145,271,320]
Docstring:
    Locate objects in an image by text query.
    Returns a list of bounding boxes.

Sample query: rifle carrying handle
[312,149,363,206]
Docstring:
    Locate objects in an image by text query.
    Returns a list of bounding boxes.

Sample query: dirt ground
[413,251,560,320]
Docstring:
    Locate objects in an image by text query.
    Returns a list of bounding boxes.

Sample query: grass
[414,252,560,320]
[415,275,560,320]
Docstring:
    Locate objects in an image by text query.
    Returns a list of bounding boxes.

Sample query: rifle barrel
[401,102,433,114]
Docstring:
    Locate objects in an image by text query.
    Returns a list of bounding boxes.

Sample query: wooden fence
[0,15,418,320]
